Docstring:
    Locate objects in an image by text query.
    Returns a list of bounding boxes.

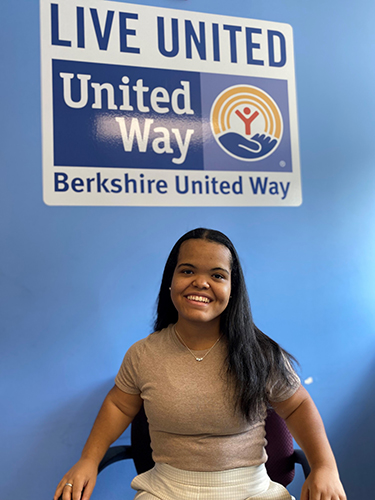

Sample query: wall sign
[40,0,302,206]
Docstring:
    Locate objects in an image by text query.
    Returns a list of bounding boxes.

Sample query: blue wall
[1,1,375,499]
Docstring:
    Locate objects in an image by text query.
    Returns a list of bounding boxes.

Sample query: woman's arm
[272,385,346,500]
[54,386,142,500]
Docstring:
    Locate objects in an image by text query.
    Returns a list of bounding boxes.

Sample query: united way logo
[210,85,283,161]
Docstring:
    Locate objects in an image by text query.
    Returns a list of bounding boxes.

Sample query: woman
[54,228,346,500]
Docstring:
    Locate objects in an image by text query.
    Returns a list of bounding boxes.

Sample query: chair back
[130,406,296,487]
[264,409,295,486]
[131,405,154,474]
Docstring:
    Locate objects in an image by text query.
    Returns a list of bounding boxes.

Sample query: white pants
[131,463,294,500]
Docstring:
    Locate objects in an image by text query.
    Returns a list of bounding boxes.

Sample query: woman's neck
[174,319,221,350]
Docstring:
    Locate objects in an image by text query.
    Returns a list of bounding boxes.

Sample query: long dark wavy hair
[154,228,297,422]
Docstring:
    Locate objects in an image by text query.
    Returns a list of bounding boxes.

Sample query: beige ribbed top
[115,325,299,472]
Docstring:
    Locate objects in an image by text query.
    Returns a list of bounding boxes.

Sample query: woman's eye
[213,273,224,280]
[182,269,193,275]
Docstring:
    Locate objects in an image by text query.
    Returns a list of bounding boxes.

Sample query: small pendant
[196,357,203,362]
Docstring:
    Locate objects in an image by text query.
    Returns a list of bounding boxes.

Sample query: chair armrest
[293,448,311,478]
[98,445,133,474]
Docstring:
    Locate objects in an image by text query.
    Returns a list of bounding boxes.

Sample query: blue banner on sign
[53,60,203,169]
[53,60,292,173]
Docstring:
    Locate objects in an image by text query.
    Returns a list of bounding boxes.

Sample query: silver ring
[65,483,73,488]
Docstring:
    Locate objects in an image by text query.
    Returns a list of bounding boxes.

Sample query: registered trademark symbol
[279,160,286,167]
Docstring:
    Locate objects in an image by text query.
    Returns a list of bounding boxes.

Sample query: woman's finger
[81,478,97,500]
[54,479,71,500]
[61,481,75,500]
[72,481,85,500]
[299,483,309,500]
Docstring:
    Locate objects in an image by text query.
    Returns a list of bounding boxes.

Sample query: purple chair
[98,406,310,487]
[264,408,310,486]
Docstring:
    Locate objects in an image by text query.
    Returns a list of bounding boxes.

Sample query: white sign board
[40,0,302,206]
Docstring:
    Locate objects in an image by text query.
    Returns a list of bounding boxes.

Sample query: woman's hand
[53,457,98,500]
[53,388,142,500]
[301,465,346,500]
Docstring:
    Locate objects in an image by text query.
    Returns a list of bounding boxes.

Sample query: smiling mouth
[186,295,211,303]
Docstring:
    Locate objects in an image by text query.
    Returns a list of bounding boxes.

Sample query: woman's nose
[193,276,210,288]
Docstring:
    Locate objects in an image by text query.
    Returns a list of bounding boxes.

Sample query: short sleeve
[115,343,142,395]
[266,356,300,403]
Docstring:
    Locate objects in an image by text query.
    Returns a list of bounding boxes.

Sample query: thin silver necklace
[174,327,222,362]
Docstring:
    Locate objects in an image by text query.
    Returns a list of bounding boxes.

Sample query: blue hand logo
[218,132,277,160]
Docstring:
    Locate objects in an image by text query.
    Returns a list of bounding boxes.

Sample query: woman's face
[170,239,232,328]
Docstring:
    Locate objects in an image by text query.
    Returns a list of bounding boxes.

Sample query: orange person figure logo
[235,107,259,136]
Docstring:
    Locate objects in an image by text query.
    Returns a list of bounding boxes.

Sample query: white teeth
[187,295,210,303]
